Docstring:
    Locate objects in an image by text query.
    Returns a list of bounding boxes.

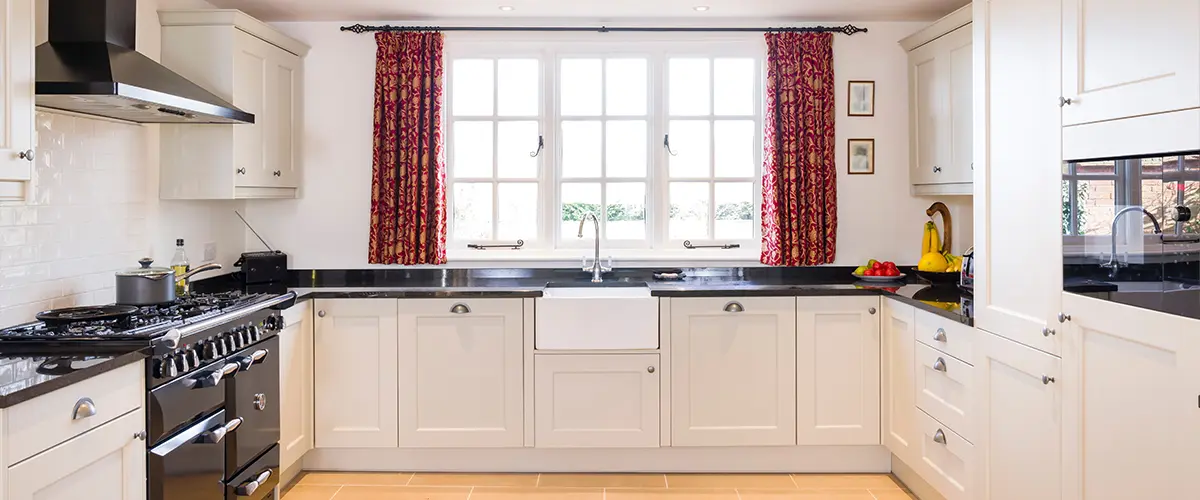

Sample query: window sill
[446,248,766,267]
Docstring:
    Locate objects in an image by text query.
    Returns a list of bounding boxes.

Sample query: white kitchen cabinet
[973,330,1062,500]
[158,10,308,200]
[972,0,1064,354]
[1060,0,1200,126]
[534,354,659,448]
[669,297,796,447]
[0,0,35,201]
[1060,293,1200,499]
[915,341,972,441]
[914,408,972,500]
[882,299,918,462]
[313,299,399,448]
[279,301,313,472]
[7,409,145,500]
[397,299,524,448]
[795,296,880,446]
[901,6,973,195]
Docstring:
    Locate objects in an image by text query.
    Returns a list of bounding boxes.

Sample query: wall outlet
[204,242,218,262]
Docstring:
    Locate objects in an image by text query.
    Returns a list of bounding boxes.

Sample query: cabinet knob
[1060,97,1074,107]
[1058,312,1071,323]
[134,431,147,441]
[868,307,877,315]
[1043,327,1056,337]
[933,166,942,173]
[273,170,282,177]
[933,429,947,444]
[450,303,471,314]
[933,357,948,373]
[317,310,326,318]
[933,328,947,342]
[1042,375,1056,385]
[18,149,33,161]
[647,366,655,373]
[723,301,744,313]
[236,167,246,175]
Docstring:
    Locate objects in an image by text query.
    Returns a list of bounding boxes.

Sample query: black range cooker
[0,290,296,500]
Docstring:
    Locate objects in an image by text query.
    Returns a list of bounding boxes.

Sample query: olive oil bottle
[170,239,190,296]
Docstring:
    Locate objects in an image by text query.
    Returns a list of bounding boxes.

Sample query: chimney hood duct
[35,0,254,124]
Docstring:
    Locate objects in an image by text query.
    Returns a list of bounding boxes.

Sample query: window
[445,38,763,255]
[1062,154,1200,245]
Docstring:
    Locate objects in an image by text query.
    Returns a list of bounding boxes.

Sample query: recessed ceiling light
[693,5,710,11]
[499,5,515,11]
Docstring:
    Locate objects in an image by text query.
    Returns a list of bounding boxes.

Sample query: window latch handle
[529,135,544,158]
[664,134,679,156]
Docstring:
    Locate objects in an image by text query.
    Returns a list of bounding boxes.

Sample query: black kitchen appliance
[235,211,289,285]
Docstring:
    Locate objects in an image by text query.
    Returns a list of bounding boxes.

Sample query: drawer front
[915,311,973,364]
[6,362,143,466]
[916,408,972,500]
[915,341,972,441]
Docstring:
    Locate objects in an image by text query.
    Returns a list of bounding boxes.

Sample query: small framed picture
[848,138,875,175]
[848,80,875,116]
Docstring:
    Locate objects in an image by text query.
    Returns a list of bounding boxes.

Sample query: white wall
[249,20,971,269]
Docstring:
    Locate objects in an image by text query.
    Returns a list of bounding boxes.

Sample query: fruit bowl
[853,272,906,283]
[915,270,960,285]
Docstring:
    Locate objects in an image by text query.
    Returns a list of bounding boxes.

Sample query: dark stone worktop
[0,347,149,408]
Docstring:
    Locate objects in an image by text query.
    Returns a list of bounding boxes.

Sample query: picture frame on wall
[848,138,875,175]
[848,80,875,116]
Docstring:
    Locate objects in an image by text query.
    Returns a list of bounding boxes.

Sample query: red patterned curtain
[761,32,837,266]
[368,31,448,265]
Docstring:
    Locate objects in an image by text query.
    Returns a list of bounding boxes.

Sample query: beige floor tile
[300,473,414,486]
[282,485,342,500]
[605,488,740,499]
[789,475,900,490]
[407,473,539,487]
[470,487,604,499]
[737,489,876,499]
[330,486,471,500]
[666,474,797,489]
[870,490,919,500]
[538,473,667,488]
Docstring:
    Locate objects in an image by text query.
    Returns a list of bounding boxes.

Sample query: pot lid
[116,258,173,277]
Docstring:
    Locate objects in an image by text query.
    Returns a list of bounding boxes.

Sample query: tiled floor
[282,473,919,499]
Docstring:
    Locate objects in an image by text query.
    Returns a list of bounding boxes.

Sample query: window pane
[714,120,756,177]
[668,120,711,178]
[497,59,539,117]
[452,121,493,178]
[1140,176,1169,234]
[714,58,755,116]
[715,182,753,239]
[561,121,602,178]
[607,182,646,240]
[670,182,710,240]
[497,121,538,179]
[606,58,648,116]
[669,58,711,116]
[561,183,601,241]
[1184,155,1200,234]
[497,183,538,240]
[453,183,493,240]
[561,59,602,116]
[606,120,647,177]
[1074,160,1116,176]
[1076,179,1116,235]
[452,59,494,116]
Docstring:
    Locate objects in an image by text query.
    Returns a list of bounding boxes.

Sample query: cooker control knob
[224,333,238,351]
[152,358,165,379]
[249,324,262,341]
[241,327,253,345]
[176,352,190,373]
[187,348,201,368]
[164,355,178,378]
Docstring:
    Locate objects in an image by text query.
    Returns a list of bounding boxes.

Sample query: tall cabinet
[0,0,34,201]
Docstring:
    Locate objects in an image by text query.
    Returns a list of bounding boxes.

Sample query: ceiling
[201,0,969,22]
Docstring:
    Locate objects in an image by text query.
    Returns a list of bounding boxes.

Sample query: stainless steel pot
[115,258,222,305]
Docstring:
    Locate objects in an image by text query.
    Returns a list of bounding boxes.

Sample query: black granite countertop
[0,347,149,408]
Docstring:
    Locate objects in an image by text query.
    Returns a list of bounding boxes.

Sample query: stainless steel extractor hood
[35,0,254,124]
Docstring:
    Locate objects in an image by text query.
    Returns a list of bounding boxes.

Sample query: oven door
[149,358,239,444]
[149,410,232,500]
[225,444,279,500]
[226,336,280,478]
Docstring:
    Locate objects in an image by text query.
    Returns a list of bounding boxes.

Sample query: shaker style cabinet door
[279,301,314,470]
[397,299,524,448]
[1061,0,1200,126]
[882,299,919,462]
[534,354,660,448]
[313,299,399,448]
[232,30,272,188]
[669,297,797,447]
[0,0,35,198]
[944,25,974,185]
[795,296,881,446]
[909,39,945,187]
[7,410,146,500]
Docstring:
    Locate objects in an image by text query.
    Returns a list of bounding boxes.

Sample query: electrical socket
[204,242,217,262]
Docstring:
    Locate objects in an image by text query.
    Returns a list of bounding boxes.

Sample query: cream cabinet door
[232,30,272,187]
[796,296,881,446]
[268,45,301,188]
[669,297,796,447]
[8,409,145,500]
[945,25,974,185]
[314,299,399,448]
[973,330,1062,500]
[1061,293,1200,500]
[280,301,313,470]
[397,299,524,448]
[0,0,34,197]
[1061,0,1200,126]
[534,354,659,448]
[973,0,1063,354]
[882,299,919,462]
[909,39,945,186]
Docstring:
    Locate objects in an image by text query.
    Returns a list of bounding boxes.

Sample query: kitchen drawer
[916,408,972,500]
[916,341,972,442]
[915,310,973,364]
[5,362,143,466]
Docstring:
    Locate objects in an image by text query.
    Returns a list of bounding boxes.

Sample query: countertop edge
[0,348,150,409]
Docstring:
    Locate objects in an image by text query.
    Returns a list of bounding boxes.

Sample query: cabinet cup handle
[723,301,744,313]
[236,167,246,175]
[647,366,655,373]
[317,310,326,318]
[1042,375,1056,385]
[933,328,947,342]
[933,429,947,444]
[1043,327,1056,337]
[933,358,948,373]
[450,303,471,314]
[72,397,97,420]
[18,149,34,161]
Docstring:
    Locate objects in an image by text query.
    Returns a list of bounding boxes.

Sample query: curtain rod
[339,24,868,35]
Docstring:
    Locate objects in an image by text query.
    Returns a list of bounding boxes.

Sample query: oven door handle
[183,362,241,390]
[151,411,226,457]
[234,349,270,371]
[234,469,273,496]
[199,417,244,444]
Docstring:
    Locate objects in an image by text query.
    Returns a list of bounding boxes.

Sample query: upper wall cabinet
[0,0,35,201]
[158,10,309,200]
[901,6,973,196]
[1061,0,1200,127]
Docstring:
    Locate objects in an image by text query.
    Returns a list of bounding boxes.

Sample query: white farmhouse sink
[536,285,658,350]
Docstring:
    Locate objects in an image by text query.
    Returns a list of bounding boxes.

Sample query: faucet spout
[577,213,605,283]
[1103,206,1162,275]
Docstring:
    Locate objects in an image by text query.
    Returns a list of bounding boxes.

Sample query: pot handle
[177,262,223,282]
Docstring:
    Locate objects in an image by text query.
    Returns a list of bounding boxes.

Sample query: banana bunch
[945,254,962,273]
[919,221,963,273]
[921,221,940,255]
